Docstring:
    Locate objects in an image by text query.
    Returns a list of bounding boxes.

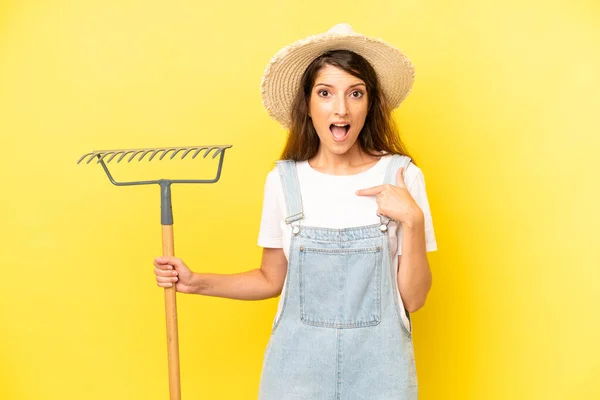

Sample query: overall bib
[258,154,418,400]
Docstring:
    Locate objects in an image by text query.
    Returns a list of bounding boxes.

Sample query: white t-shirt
[257,154,438,333]
[257,154,438,256]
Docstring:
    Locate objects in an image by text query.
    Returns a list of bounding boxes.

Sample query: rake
[78,145,233,400]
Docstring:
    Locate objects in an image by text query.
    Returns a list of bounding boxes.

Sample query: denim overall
[258,154,418,400]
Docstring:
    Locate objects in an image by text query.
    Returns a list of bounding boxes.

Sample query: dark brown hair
[279,49,415,165]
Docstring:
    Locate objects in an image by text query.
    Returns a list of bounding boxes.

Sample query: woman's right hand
[153,256,195,294]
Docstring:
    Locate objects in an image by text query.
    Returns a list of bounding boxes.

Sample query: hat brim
[261,31,415,129]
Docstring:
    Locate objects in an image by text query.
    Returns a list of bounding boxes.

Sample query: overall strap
[378,154,412,229]
[275,160,304,224]
[383,154,412,185]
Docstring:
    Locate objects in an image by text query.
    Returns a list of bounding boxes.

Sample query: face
[308,64,368,156]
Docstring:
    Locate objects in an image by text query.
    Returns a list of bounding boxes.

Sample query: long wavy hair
[279,49,415,165]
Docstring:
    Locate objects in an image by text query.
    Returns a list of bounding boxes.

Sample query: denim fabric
[259,155,417,400]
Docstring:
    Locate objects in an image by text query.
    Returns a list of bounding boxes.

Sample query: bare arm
[397,213,432,313]
[154,248,288,301]
[192,248,287,300]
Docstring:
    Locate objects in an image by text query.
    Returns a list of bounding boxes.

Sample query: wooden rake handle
[162,224,181,400]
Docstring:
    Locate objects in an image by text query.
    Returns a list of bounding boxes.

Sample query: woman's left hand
[355,167,424,226]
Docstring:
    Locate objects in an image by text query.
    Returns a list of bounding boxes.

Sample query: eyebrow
[314,83,366,89]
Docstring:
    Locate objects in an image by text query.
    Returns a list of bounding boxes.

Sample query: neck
[309,145,381,175]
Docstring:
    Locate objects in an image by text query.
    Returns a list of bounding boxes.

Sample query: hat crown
[327,23,355,35]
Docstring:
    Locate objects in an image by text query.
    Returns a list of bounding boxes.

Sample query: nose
[334,96,348,116]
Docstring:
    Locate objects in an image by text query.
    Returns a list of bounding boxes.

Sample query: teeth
[333,123,349,127]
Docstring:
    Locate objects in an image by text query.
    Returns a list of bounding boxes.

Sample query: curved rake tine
[128,150,144,162]
[202,148,214,158]
[181,147,198,160]
[159,149,175,160]
[191,147,205,159]
[86,153,99,164]
[77,152,93,164]
[89,153,103,164]
[98,152,114,164]
[138,149,154,161]
[210,147,219,159]
[106,152,121,163]
[169,148,185,160]
[113,151,126,163]
[117,150,135,163]
[212,147,225,159]
[148,149,164,161]
[77,152,92,164]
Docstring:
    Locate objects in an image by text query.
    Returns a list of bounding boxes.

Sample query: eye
[351,90,364,98]
[318,89,330,97]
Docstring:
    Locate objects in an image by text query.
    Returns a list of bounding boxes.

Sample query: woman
[153,23,437,399]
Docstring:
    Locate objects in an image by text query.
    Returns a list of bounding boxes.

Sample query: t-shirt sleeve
[397,167,438,256]
[257,169,284,248]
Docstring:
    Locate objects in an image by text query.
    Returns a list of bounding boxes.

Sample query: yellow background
[1,0,599,399]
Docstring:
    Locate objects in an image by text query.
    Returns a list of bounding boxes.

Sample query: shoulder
[381,154,424,190]
[261,166,286,212]
[405,161,424,190]
[264,166,282,190]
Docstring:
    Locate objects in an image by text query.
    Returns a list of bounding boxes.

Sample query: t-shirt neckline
[303,154,388,178]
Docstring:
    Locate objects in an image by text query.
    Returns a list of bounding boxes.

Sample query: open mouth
[330,123,350,142]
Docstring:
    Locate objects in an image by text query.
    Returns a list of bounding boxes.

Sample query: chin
[325,140,360,155]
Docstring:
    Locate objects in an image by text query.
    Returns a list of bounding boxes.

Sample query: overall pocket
[298,245,382,328]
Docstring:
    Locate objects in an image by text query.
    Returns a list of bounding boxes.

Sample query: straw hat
[260,23,415,129]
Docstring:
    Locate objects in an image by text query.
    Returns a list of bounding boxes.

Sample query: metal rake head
[77,144,232,189]
[78,144,232,225]
[77,145,232,165]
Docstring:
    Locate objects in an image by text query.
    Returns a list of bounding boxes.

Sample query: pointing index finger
[395,167,407,188]
[355,185,384,196]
